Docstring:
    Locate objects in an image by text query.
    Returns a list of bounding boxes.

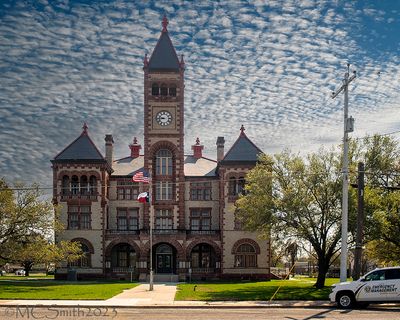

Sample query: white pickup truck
[330,267,400,308]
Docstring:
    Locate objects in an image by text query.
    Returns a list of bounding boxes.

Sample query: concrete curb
[0,300,334,309]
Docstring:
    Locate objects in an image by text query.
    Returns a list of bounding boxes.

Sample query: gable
[221,135,263,164]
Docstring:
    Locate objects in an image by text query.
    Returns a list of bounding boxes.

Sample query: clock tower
[143,16,186,229]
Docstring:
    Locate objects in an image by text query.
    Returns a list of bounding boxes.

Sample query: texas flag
[137,192,149,203]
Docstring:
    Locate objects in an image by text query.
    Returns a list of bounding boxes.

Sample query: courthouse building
[51,17,271,281]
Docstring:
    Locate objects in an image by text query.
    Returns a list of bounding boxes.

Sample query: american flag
[132,170,150,183]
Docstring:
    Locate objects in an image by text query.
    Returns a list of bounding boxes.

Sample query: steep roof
[53,123,105,162]
[220,126,263,164]
[148,16,180,71]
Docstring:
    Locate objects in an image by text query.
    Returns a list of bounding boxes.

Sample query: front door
[156,253,172,273]
[155,244,174,274]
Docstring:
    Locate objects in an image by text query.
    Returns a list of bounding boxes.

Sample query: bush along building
[51,16,271,281]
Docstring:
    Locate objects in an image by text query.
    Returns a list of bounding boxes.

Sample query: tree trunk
[23,262,33,277]
[314,258,329,289]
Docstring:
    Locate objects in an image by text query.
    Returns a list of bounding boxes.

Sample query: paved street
[1,307,400,320]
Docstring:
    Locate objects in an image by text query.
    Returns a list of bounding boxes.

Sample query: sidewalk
[0,282,333,308]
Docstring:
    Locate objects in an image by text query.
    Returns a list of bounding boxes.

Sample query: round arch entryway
[153,243,177,274]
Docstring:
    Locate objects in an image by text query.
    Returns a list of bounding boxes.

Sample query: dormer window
[152,83,159,96]
[160,83,168,96]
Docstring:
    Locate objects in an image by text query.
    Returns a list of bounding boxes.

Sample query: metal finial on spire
[196,137,200,145]
[144,53,148,66]
[82,122,88,134]
[162,15,168,32]
[180,54,185,68]
[240,125,245,135]
[133,137,138,144]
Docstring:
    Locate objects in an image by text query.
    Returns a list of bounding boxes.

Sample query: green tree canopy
[237,149,343,288]
[0,178,82,274]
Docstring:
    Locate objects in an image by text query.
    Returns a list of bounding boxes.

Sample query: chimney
[105,134,114,166]
[129,137,141,159]
[192,138,204,159]
[216,136,225,162]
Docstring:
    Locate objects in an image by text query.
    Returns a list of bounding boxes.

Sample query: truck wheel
[337,292,355,309]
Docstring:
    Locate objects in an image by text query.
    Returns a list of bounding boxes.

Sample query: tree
[363,189,400,265]
[0,179,58,260]
[348,135,400,266]
[0,178,82,274]
[236,149,343,288]
[10,235,83,276]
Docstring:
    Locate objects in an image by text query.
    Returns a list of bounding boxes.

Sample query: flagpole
[149,180,154,291]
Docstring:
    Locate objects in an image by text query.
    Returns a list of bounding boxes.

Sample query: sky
[0,0,399,189]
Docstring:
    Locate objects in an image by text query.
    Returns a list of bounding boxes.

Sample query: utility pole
[332,63,356,283]
[353,162,365,280]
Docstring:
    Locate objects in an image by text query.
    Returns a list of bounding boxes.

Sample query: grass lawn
[0,279,138,300]
[175,277,340,301]
[0,274,54,280]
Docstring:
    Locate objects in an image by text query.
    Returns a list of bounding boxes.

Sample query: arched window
[169,85,176,97]
[89,176,97,195]
[156,149,172,176]
[152,83,159,96]
[235,243,256,268]
[229,177,237,196]
[80,176,88,195]
[156,244,173,254]
[70,242,91,268]
[112,244,136,268]
[62,176,70,196]
[160,83,168,96]
[191,244,216,269]
[71,176,79,195]
[237,177,246,195]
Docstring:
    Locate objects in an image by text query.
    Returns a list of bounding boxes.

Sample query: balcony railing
[153,229,181,235]
[186,230,220,235]
[112,267,135,273]
[106,229,140,235]
[191,267,217,273]
[60,193,98,201]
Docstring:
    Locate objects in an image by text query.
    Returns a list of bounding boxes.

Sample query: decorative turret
[192,138,204,159]
[129,137,141,159]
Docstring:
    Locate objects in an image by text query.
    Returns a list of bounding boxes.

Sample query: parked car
[15,269,25,276]
[330,267,400,308]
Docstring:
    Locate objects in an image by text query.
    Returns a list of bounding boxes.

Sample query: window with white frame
[155,209,173,229]
[235,243,257,268]
[190,182,212,200]
[117,208,139,231]
[68,205,91,230]
[156,149,173,176]
[155,181,173,200]
[190,208,211,230]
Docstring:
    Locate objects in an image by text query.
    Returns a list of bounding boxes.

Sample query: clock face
[156,111,172,126]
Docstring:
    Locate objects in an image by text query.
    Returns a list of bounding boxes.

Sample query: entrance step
[148,274,179,282]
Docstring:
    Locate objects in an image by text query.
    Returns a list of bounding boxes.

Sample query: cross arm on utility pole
[331,72,356,98]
